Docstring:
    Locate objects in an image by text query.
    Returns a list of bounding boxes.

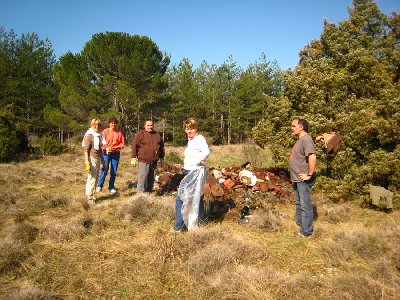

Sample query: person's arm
[308,153,316,175]
[131,132,139,158]
[159,134,165,159]
[118,132,125,151]
[83,136,91,173]
[131,132,139,166]
[101,129,108,151]
[196,136,210,165]
[299,153,316,181]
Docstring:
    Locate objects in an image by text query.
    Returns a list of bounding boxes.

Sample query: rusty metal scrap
[155,162,292,202]
[154,162,294,223]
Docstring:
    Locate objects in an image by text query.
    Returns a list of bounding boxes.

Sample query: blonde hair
[184,118,198,130]
[90,118,101,126]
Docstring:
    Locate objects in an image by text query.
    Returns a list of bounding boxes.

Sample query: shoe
[95,186,102,193]
[298,232,310,238]
[109,188,117,195]
[172,227,186,233]
[87,195,96,205]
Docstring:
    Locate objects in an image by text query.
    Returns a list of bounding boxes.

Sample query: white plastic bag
[178,167,208,230]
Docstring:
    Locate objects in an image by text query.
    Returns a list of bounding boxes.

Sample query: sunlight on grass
[0,145,399,299]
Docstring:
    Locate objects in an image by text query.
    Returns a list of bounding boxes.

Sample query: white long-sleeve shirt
[183,134,210,170]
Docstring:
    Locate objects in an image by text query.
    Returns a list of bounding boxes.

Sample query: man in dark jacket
[131,119,165,193]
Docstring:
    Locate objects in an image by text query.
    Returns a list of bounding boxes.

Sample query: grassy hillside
[0,144,399,299]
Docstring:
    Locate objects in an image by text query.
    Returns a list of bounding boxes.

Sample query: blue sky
[1,0,399,70]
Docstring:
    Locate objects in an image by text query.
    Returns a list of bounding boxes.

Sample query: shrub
[242,144,266,168]
[118,194,174,224]
[37,134,66,156]
[165,151,183,164]
[0,238,29,274]
[0,119,28,162]
[320,204,350,223]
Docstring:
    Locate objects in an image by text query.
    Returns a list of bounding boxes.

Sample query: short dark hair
[292,117,309,132]
[108,117,119,124]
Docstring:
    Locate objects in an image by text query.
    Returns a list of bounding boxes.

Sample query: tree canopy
[253,0,400,200]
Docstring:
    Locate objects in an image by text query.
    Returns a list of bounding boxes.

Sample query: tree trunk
[220,113,224,142]
[227,119,231,145]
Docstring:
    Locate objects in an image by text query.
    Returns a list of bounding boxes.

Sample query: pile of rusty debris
[155,162,293,222]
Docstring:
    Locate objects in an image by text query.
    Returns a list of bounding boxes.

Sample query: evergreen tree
[167,58,199,145]
[253,0,400,201]
[0,28,56,135]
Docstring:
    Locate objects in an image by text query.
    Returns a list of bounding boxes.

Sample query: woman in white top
[174,118,210,231]
[83,119,105,205]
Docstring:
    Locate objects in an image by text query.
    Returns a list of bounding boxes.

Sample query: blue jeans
[293,180,314,236]
[98,152,120,190]
[174,169,206,230]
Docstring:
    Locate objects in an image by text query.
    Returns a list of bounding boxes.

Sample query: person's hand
[131,157,138,167]
[85,162,91,173]
[315,135,323,143]
[299,173,312,181]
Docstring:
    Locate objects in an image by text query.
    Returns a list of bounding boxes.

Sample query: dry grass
[0,144,399,299]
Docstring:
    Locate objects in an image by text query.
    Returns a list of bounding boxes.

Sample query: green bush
[172,130,187,146]
[37,135,66,156]
[242,144,266,168]
[165,151,183,164]
[0,119,28,162]
[252,2,400,202]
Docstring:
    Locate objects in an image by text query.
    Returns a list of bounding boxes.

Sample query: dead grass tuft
[0,237,29,274]
[206,265,319,300]
[81,214,94,229]
[322,273,382,300]
[185,228,267,276]
[320,204,350,223]
[187,243,236,276]
[322,227,389,266]
[150,232,183,266]
[10,222,39,244]
[248,207,282,231]
[117,194,174,224]
[41,222,86,243]
[6,284,63,300]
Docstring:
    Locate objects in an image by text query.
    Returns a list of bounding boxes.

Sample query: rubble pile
[155,162,293,222]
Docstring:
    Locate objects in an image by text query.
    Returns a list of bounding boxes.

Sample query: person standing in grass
[289,117,317,237]
[174,118,210,232]
[97,117,125,195]
[83,119,106,205]
[131,119,165,193]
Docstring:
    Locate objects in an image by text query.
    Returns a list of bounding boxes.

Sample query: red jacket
[102,128,125,153]
[131,130,164,163]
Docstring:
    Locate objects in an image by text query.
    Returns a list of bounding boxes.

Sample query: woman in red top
[97,117,125,195]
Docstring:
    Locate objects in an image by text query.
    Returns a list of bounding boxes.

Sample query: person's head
[108,117,119,130]
[184,118,198,139]
[144,119,154,132]
[90,118,101,132]
[291,117,309,137]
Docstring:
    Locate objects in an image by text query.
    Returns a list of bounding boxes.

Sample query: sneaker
[87,195,96,205]
[95,186,102,193]
[109,188,117,195]
[298,232,311,238]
